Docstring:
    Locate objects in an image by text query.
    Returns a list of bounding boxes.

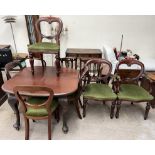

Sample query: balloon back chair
[28,16,63,76]
[13,86,59,140]
[114,58,154,120]
[81,59,117,118]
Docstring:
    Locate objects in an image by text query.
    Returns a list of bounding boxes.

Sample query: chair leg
[25,117,29,140]
[103,101,105,105]
[131,102,134,105]
[115,100,121,119]
[54,106,60,123]
[29,53,34,75]
[83,99,87,118]
[78,98,83,108]
[55,54,61,76]
[110,101,116,119]
[144,102,151,120]
[74,99,82,119]
[48,115,52,140]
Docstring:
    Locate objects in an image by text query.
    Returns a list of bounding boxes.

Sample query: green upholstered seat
[26,97,58,117]
[83,83,117,100]
[118,84,154,101]
[28,42,60,52]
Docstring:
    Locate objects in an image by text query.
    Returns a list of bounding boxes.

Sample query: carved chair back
[13,86,54,118]
[5,60,24,80]
[80,59,112,85]
[35,16,63,44]
[115,58,144,84]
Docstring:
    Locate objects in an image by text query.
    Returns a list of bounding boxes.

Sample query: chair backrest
[115,58,144,84]
[13,86,54,114]
[5,60,24,80]
[35,16,63,44]
[59,57,77,69]
[81,58,112,84]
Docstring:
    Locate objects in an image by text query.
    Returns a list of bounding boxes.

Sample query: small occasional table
[146,72,155,108]
[66,48,102,58]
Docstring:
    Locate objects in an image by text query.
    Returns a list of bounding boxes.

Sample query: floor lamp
[2,16,17,54]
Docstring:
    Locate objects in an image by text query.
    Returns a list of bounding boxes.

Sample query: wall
[59,15,155,59]
[0,15,29,53]
[0,15,155,66]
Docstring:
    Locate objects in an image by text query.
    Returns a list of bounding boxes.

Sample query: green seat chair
[81,59,117,118]
[114,58,154,120]
[13,86,59,140]
[28,16,63,76]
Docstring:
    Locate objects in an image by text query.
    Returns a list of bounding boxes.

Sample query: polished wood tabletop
[2,66,79,96]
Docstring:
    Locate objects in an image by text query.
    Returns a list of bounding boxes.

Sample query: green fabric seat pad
[118,84,154,101]
[83,83,117,100]
[26,97,58,117]
[28,42,60,52]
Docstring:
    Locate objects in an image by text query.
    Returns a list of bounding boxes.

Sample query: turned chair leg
[83,99,87,118]
[144,102,151,120]
[74,99,82,119]
[55,54,61,76]
[48,115,52,140]
[25,117,29,140]
[29,53,34,75]
[110,101,116,119]
[115,100,121,119]
[78,98,83,108]
[54,106,60,123]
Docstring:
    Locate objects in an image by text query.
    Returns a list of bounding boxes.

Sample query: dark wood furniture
[14,86,59,140]
[80,59,117,118]
[2,66,79,133]
[66,48,102,58]
[114,58,154,120]
[141,72,155,108]
[28,16,63,76]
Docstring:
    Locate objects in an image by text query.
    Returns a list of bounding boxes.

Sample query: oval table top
[2,66,79,97]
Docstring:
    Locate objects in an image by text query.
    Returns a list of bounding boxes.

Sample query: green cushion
[26,97,58,117]
[118,84,154,101]
[83,83,117,100]
[28,42,60,52]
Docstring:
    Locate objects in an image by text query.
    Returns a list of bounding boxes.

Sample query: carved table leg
[29,52,34,75]
[55,54,61,77]
[60,98,69,134]
[8,94,20,130]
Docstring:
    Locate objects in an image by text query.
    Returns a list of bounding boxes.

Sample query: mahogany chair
[28,16,63,76]
[13,86,59,140]
[5,60,24,80]
[59,57,82,119]
[4,60,25,130]
[114,58,154,120]
[81,59,117,118]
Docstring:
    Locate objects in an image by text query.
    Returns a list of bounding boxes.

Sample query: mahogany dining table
[2,66,81,133]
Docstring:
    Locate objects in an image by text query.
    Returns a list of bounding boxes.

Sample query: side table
[141,72,155,108]
[66,48,102,58]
